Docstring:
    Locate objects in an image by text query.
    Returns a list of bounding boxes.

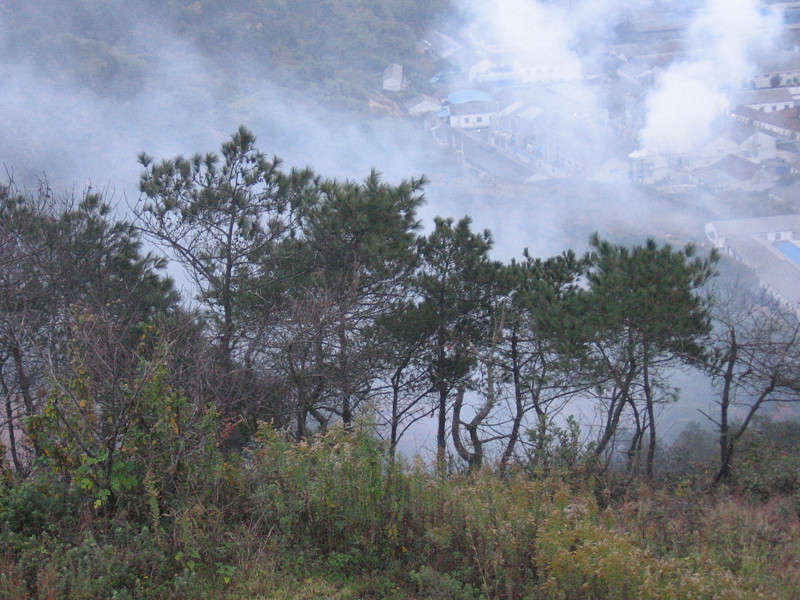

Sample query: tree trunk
[643,353,657,479]
[1,365,24,473]
[712,330,737,486]
[436,381,448,472]
[339,328,352,427]
[451,386,474,467]
[500,330,524,472]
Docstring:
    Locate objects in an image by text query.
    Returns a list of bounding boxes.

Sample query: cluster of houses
[629,82,800,195]
[376,2,800,311]
[385,27,616,182]
[379,2,800,194]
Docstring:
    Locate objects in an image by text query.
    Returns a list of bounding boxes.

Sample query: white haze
[0,0,781,260]
[0,1,786,452]
[0,30,447,196]
[640,0,783,154]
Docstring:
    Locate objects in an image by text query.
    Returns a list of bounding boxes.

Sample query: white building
[421,30,461,60]
[514,57,582,84]
[751,52,800,89]
[732,88,795,113]
[706,215,800,313]
[449,48,493,82]
[448,101,497,129]
[405,94,441,117]
[382,64,406,92]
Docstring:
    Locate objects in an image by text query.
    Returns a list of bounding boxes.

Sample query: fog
[0,26,446,198]
[641,0,782,153]
[2,0,778,259]
[0,1,791,452]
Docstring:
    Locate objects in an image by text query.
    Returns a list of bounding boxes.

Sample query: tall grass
[2,424,799,598]
[245,425,791,599]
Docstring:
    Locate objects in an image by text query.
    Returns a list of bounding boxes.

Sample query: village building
[382,64,406,92]
[750,51,800,89]
[448,47,493,82]
[609,38,694,66]
[690,154,775,194]
[666,135,740,172]
[616,59,657,88]
[769,179,800,204]
[731,106,800,142]
[629,119,781,187]
[732,88,795,113]
[487,85,616,177]
[706,214,800,312]
[447,101,497,129]
[628,150,671,185]
[723,122,778,163]
[420,30,460,60]
[405,94,441,117]
[513,57,582,85]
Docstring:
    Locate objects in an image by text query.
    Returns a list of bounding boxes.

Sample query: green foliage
[3,126,800,599]
[1,330,242,599]
[732,417,800,501]
[244,427,779,599]
[583,236,718,475]
[0,181,176,475]
[410,566,485,600]
[586,235,716,350]
[4,422,799,598]
[0,473,81,537]
[27,324,234,521]
[137,126,319,342]
[663,421,717,483]
[413,216,502,464]
[280,170,427,433]
[525,415,586,477]
[250,424,409,564]
[616,486,800,598]
[137,127,321,426]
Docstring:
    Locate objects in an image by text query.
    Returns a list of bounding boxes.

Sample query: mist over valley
[2,0,800,456]
[4,5,800,598]
[2,0,789,256]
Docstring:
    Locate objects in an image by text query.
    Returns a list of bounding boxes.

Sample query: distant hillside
[0,0,455,108]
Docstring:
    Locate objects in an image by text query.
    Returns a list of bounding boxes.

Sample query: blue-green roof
[778,242,800,265]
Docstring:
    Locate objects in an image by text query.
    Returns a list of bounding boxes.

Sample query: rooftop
[756,51,800,74]
[706,214,800,240]
[726,235,800,307]
[733,88,794,107]
[770,180,800,203]
[778,241,800,265]
[448,89,494,105]
[448,101,498,116]
[732,106,800,136]
[383,63,403,81]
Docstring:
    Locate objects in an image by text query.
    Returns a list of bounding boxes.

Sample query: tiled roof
[707,214,800,240]
[733,88,794,107]
[732,107,800,135]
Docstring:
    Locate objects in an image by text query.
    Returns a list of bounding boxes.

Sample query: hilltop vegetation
[4,425,800,599]
[1,128,800,598]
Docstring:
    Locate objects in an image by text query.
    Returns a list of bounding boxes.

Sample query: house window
[477,116,483,123]
[463,117,470,124]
